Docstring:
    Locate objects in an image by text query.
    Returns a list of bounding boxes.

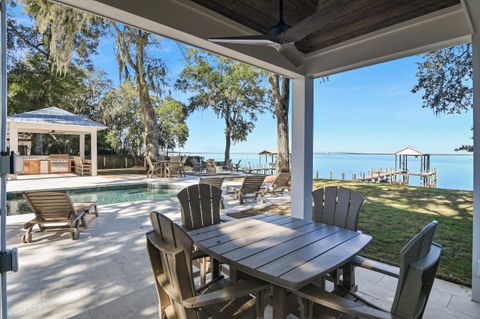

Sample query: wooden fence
[97,154,145,169]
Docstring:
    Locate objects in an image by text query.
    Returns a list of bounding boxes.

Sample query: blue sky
[14,4,473,154]
[93,34,472,154]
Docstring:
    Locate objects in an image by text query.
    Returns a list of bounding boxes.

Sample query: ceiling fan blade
[278,43,303,67]
[209,35,280,47]
[281,9,328,43]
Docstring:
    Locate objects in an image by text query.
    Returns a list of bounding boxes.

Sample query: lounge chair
[261,172,291,199]
[22,191,98,242]
[233,175,266,204]
[295,221,441,319]
[147,211,269,319]
[73,156,91,176]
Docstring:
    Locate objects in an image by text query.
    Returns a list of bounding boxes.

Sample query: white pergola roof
[7,107,106,133]
[395,146,428,156]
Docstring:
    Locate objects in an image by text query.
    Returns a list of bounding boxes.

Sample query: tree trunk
[224,124,231,163]
[269,74,290,172]
[134,33,158,161]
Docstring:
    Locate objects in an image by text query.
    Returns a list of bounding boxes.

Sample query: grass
[229,179,473,286]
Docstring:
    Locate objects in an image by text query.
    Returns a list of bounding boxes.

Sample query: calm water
[186,152,473,191]
[7,184,177,215]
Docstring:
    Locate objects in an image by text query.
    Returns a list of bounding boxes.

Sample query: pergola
[49,0,480,302]
[7,107,106,176]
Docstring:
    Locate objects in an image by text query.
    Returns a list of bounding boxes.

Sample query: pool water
[7,184,178,215]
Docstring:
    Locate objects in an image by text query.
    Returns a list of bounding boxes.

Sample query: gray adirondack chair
[199,177,225,209]
[178,184,224,285]
[312,186,365,231]
[233,175,266,204]
[312,186,365,287]
[146,211,269,319]
[295,221,441,319]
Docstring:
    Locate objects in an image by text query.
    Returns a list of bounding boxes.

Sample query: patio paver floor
[4,176,479,318]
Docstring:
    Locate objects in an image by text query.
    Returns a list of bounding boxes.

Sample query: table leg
[342,262,356,292]
[272,286,288,319]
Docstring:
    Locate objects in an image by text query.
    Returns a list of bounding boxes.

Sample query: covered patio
[0,0,479,318]
[52,0,480,303]
[7,107,107,176]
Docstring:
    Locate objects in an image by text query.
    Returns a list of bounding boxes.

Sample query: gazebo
[394,146,431,173]
[7,107,106,176]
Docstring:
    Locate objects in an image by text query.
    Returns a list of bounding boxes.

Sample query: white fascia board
[304,5,471,77]
[51,0,304,79]
[462,0,480,33]
[10,122,100,134]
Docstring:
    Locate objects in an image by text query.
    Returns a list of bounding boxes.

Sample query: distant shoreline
[180,151,473,156]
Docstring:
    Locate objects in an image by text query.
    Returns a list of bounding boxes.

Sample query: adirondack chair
[199,177,225,209]
[312,186,365,287]
[146,157,162,178]
[22,191,98,242]
[178,184,224,285]
[295,221,441,319]
[168,156,186,177]
[233,175,266,204]
[191,158,206,172]
[312,186,365,231]
[205,159,217,174]
[147,211,269,319]
[73,156,91,176]
[261,172,291,199]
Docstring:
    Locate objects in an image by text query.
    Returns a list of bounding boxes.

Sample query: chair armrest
[352,255,400,278]
[295,285,392,319]
[192,249,209,260]
[220,215,235,222]
[182,278,270,309]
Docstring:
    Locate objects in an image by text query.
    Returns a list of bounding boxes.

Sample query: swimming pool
[7,183,178,215]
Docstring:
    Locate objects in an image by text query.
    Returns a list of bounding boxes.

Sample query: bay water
[185,152,473,191]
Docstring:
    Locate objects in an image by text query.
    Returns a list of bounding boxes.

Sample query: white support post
[90,130,97,176]
[8,124,17,154]
[472,32,480,303]
[79,133,85,160]
[290,76,314,220]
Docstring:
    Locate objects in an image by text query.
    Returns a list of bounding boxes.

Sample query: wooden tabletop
[189,214,372,290]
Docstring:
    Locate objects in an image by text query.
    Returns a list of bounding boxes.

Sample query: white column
[8,124,18,154]
[473,32,480,303]
[90,130,97,176]
[290,76,314,220]
[79,133,85,159]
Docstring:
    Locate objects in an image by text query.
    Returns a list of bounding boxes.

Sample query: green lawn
[230,179,473,286]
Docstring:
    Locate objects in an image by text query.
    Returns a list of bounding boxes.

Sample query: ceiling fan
[208,0,325,67]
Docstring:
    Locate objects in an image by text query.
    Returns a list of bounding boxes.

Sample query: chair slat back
[391,221,441,319]
[73,156,82,166]
[23,191,75,221]
[146,156,154,169]
[312,186,364,230]
[272,172,291,188]
[177,184,222,231]
[199,177,224,190]
[147,212,197,319]
[241,175,266,194]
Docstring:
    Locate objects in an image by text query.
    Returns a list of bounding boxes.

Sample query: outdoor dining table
[188,213,372,318]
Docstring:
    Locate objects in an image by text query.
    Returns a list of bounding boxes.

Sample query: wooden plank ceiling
[191,0,460,53]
